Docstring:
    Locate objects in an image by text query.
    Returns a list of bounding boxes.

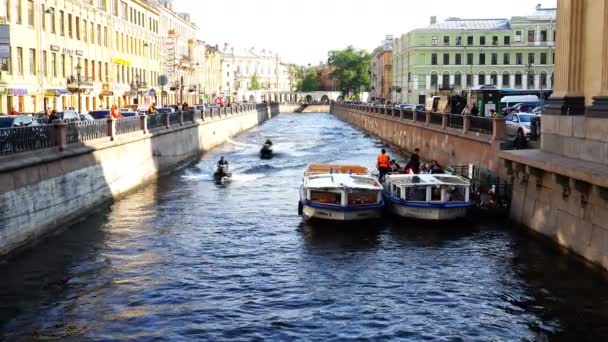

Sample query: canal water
[2,112,608,341]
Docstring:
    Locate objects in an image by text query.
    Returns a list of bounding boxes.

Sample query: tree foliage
[297,68,320,92]
[328,46,371,96]
[287,65,304,91]
[250,73,261,90]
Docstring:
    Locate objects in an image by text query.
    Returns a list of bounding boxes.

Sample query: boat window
[446,186,466,202]
[348,190,379,205]
[405,186,427,201]
[431,186,442,201]
[310,191,341,205]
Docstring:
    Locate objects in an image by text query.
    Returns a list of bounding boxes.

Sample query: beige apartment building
[370,35,393,103]
[0,0,209,114]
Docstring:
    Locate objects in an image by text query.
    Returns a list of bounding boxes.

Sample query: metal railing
[402,110,414,121]
[415,110,426,123]
[469,116,494,135]
[147,113,164,130]
[0,124,54,156]
[183,110,195,123]
[168,112,181,126]
[116,116,141,135]
[448,114,464,129]
[67,120,107,143]
[430,112,443,125]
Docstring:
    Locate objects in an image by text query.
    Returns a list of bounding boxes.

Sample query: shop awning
[44,88,69,97]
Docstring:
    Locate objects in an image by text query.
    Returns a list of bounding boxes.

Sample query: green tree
[328,46,371,97]
[287,65,304,91]
[297,68,320,92]
[250,73,260,90]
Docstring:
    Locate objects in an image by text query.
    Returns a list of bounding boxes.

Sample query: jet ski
[213,164,232,185]
[260,139,273,159]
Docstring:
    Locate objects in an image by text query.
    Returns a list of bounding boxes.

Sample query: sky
[173,0,557,66]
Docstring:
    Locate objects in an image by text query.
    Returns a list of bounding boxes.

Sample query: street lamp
[75,63,82,113]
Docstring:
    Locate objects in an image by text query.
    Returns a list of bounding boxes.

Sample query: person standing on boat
[405,148,421,174]
[377,149,390,182]
[389,160,401,173]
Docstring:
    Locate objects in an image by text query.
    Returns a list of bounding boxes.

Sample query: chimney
[430,16,437,25]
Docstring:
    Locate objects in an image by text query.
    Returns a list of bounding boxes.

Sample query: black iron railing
[448,114,464,129]
[402,110,414,121]
[415,110,426,123]
[469,116,494,135]
[0,124,54,155]
[168,112,181,126]
[147,114,164,130]
[430,112,443,125]
[67,120,107,143]
[183,110,195,123]
[116,116,141,135]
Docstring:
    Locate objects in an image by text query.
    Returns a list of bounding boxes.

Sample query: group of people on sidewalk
[376,148,444,182]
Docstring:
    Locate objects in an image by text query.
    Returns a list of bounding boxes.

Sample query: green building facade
[393,5,556,104]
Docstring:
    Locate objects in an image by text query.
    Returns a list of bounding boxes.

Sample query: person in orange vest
[376,148,390,182]
[110,105,123,119]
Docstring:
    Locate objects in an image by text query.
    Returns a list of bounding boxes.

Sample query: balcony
[66,76,95,94]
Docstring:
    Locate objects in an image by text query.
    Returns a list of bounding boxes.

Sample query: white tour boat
[298,164,384,221]
[383,173,471,220]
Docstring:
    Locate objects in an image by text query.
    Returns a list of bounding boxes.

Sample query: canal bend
[1,112,608,340]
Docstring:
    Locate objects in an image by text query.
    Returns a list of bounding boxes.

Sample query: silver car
[505,112,537,137]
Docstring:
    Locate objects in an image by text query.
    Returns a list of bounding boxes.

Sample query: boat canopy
[386,174,470,187]
[305,173,382,191]
[304,164,370,176]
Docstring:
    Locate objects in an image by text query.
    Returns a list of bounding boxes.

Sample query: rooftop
[419,18,511,31]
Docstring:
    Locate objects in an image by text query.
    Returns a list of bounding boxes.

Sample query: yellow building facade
[0,0,165,113]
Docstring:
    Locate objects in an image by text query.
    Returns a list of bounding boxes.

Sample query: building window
[466,74,473,86]
[491,53,497,65]
[490,73,497,85]
[541,30,547,42]
[442,74,450,86]
[98,61,102,81]
[83,20,87,41]
[68,13,72,38]
[516,53,523,65]
[61,54,65,77]
[51,52,57,77]
[479,53,486,65]
[431,53,437,65]
[59,10,64,36]
[528,53,535,65]
[455,53,462,65]
[515,31,522,42]
[50,8,55,33]
[467,36,473,45]
[540,53,547,65]
[16,47,23,75]
[443,36,449,45]
[432,36,438,45]
[29,48,36,75]
[492,36,498,45]
[504,36,510,45]
[42,50,47,76]
[479,36,486,45]
[528,30,535,42]
[455,36,461,45]
[527,73,534,87]
[17,0,22,24]
[502,73,510,86]
[503,53,510,65]
[515,73,522,87]
[455,74,462,86]
[27,0,34,26]
[431,74,438,87]
[478,73,486,85]
[467,53,473,65]
[443,53,449,65]
[75,17,80,40]
[541,73,547,87]
[97,24,101,45]
[104,27,108,47]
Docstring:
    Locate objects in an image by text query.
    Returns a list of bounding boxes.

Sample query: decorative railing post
[163,113,170,128]
[391,107,396,117]
[399,109,404,120]
[140,114,148,133]
[179,111,184,126]
[492,115,506,141]
[463,114,471,134]
[425,111,431,126]
[107,118,116,140]
[441,112,449,129]
[53,119,67,151]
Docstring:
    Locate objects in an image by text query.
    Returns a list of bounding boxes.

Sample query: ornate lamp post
[75,63,82,113]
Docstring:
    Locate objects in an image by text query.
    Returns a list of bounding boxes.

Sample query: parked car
[120,111,139,118]
[0,115,40,128]
[505,112,537,137]
[79,113,96,121]
[56,110,82,122]
[156,107,175,114]
[506,102,539,114]
[0,115,49,154]
[88,110,111,119]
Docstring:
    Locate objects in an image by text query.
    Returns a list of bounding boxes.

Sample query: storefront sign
[148,88,156,96]
[63,48,75,55]
[8,88,28,95]
[50,45,60,52]
[75,50,84,56]
[113,58,131,66]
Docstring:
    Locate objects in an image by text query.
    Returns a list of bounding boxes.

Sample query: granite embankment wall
[331,104,506,175]
[0,104,279,258]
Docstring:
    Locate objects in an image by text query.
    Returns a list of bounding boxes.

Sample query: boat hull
[387,203,468,220]
[301,203,382,221]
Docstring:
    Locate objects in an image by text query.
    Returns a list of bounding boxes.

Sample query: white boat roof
[305,173,382,191]
[386,173,470,186]
[304,163,370,176]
